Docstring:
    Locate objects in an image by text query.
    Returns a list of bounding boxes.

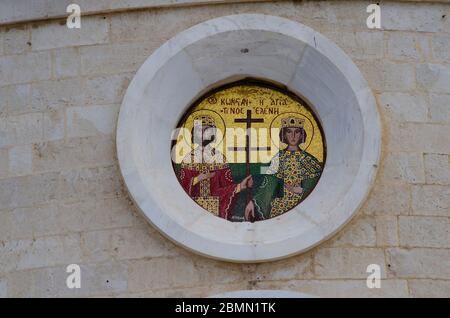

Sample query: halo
[269,112,315,151]
[180,109,226,148]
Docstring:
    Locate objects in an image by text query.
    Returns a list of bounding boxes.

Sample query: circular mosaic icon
[171,80,326,222]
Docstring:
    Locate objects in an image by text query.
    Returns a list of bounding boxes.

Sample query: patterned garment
[253,149,322,219]
[178,145,240,220]
[270,150,322,217]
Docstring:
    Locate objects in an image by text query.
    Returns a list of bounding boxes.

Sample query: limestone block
[429,94,450,124]
[380,152,425,184]
[31,16,109,51]
[110,10,181,44]
[66,104,119,138]
[0,277,6,297]
[5,267,66,297]
[128,257,200,292]
[432,34,450,63]
[314,247,386,279]
[43,110,65,141]
[253,253,314,281]
[386,248,450,279]
[325,215,377,247]
[363,183,411,215]
[192,257,251,286]
[32,136,115,173]
[80,227,179,263]
[58,197,137,232]
[0,172,58,209]
[9,204,61,240]
[416,63,450,94]
[0,148,9,178]
[0,51,51,86]
[386,32,421,61]
[6,262,128,297]
[424,153,450,185]
[85,73,132,106]
[3,25,30,55]
[322,31,383,60]
[111,227,179,260]
[381,62,416,91]
[59,165,123,202]
[31,78,84,111]
[80,42,155,76]
[53,47,80,79]
[8,144,32,176]
[0,209,11,241]
[0,87,5,116]
[0,112,43,148]
[81,230,114,263]
[378,92,428,123]
[130,282,247,298]
[75,261,128,296]
[412,185,450,216]
[382,3,449,33]
[0,84,31,115]
[0,234,82,272]
[320,1,375,31]
[255,279,409,298]
[408,279,450,298]
[387,122,450,154]
[376,216,399,247]
[399,216,450,248]
[357,61,415,92]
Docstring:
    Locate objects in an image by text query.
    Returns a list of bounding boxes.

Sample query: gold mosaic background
[173,83,325,164]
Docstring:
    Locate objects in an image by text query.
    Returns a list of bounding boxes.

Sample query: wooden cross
[228,109,271,175]
[228,110,271,219]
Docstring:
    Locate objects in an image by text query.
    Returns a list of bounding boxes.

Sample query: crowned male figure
[178,115,252,220]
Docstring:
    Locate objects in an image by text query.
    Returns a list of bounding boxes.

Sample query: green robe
[233,149,322,221]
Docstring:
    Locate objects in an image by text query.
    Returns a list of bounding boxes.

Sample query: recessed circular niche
[171,80,326,222]
[117,14,381,262]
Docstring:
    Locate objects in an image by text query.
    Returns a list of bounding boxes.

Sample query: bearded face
[192,125,216,147]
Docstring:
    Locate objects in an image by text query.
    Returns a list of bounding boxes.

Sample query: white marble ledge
[1,0,449,26]
[0,0,272,26]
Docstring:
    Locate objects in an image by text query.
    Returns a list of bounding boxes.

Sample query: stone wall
[0,0,449,297]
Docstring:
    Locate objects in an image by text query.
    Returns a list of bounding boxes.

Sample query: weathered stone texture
[3,25,30,55]
[408,279,450,298]
[314,248,387,279]
[254,279,409,298]
[398,216,450,248]
[424,153,450,185]
[386,248,450,279]
[0,0,449,298]
[0,51,51,86]
[412,185,450,216]
[31,16,109,51]
[379,152,425,184]
[375,216,399,247]
[363,183,411,216]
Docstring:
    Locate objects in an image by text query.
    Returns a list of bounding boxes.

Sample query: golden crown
[193,115,216,127]
[281,116,305,128]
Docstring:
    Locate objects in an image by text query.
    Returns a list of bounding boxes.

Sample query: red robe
[179,164,239,220]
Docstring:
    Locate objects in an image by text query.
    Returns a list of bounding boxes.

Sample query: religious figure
[244,116,323,221]
[178,115,252,220]
[172,82,325,222]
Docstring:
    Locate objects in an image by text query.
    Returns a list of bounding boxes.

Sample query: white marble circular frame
[117,14,381,263]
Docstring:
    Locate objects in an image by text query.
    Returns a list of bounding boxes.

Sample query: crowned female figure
[245,116,323,221]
